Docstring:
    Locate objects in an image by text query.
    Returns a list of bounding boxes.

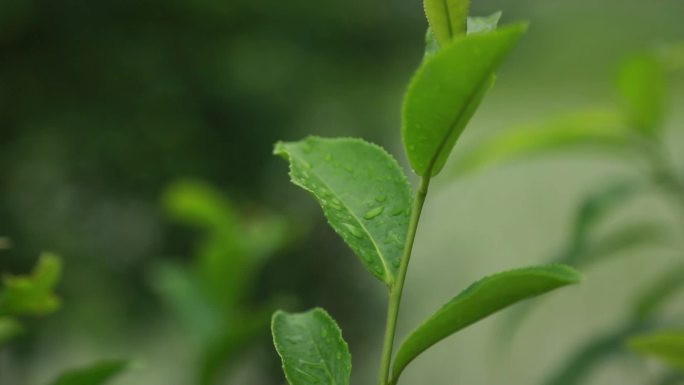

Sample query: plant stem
[377,176,431,385]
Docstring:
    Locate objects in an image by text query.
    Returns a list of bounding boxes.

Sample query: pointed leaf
[634,265,684,320]
[629,330,684,371]
[50,360,128,385]
[272,308,351,385]
[467,11,502,34]
[450,109,631,178]
[0,253,62,317]
[391,265,581,380]
[423,0,469,46]
[402,23,527,177]
[274,137,411,284]
[618,52,667,134]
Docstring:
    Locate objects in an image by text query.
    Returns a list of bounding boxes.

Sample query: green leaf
[634,265,684,320]
[618,52,667,134]
[423,0,469,46]
[542,327,632,385]
[402,23,527,177]
[577,221,667,267]
[450,109,631,178]
[567,179,643,252]
[424,28,440,58]
[391,265,581,381]
[274,137,412,285]
[0,252,62,317]
[150,263,221,343]
[162,178,236,230]
[0,316,23,346]
[629,330,684,371]
[271,308,351,385]
[50,360,128,385]
[467,11,502,34]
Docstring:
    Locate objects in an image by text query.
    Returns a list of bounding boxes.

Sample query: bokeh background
[0,0,683,384]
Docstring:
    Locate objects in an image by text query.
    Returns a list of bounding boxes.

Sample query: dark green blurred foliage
[152,179,291,384]
[0,253,61,346]
[49,360,128,385]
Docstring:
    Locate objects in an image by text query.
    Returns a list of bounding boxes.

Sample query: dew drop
[364,206,384,220]
[343,223,363,238]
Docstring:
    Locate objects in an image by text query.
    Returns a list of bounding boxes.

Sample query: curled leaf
[275,137,411,285]
[403,23,527,177]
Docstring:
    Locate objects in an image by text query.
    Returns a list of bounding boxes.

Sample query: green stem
[377,177,431,385]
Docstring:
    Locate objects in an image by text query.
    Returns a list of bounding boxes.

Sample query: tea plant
[0,252,128,384]
[269,2,583,385]
[451,45,684,384]
[0,252,61,346]
[152,179,291,385]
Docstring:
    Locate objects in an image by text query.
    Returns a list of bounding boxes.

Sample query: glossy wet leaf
[402,24,527,177]
[272,308,351,385]
[423,0,468,46]
[618,52,667,134]
[0,316,23,345]
[274,137,411,285]
[50,360,128,385]
[450,109,631,178]
[634,265,684,320]
[0,253,61,317]
[467,11,502,34]
[629,330,684,371]
[391,265,581,380]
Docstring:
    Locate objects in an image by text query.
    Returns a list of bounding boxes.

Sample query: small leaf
[402,23,527,177]
[618,52,667,134]
[629,330,684,371]
[0,252,62,317]
[150,263,222,344]
[0,316,23,346]
[450,109,632,178]
[162,178,236,230]
[467,11,502,34]
[424,28,440,58]
[577,222,667,267]
[274,137,412,285]
[568,179,643,252]
[634,265,684,320]
[423,0,469,46]
[391,265,581,381]
[50,360,128,385]
[272,308,351,385]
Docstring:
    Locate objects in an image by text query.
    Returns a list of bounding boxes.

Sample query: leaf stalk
[378,177,431,385]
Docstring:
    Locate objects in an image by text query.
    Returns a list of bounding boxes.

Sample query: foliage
[152,179,291,385]
[456,42,684,385]
[269,2,581,384]
[0,252,61,346]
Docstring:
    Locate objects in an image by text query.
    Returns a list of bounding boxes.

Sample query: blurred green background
[0,0,682,384]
